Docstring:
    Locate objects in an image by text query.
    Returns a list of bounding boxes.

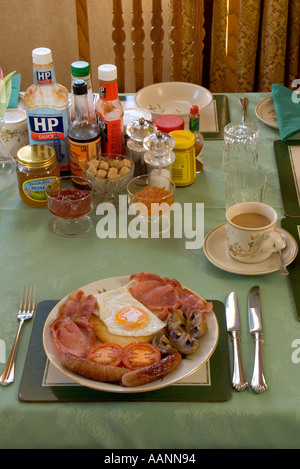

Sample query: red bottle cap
[190,105,199,115]
[154,114,185,133]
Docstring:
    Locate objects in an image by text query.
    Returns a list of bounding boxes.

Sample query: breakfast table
[1,91,300,450]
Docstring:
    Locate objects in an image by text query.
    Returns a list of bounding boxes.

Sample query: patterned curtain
[207,0,300,92]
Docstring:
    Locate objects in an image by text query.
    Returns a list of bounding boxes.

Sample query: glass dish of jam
[45,176,94,237]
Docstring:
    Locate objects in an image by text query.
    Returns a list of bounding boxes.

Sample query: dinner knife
[248,286,268,393]
[225,292,248,391]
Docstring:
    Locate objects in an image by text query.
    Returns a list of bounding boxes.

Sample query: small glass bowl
[127,174,175,236]
[45,176,94,237]
[83,153,134,207]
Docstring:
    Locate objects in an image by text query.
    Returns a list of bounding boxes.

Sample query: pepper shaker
[126,117,157,176]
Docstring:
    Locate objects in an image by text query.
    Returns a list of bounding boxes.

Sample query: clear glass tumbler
[222,122,259,172]
[225,168,267,209]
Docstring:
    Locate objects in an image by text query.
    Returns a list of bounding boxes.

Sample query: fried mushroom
[152,330,178,355]
[186,310,207,339]
[168,327,200,355]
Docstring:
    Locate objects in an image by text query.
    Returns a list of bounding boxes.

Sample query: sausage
[121,352,182,387]
[60,352,130,383]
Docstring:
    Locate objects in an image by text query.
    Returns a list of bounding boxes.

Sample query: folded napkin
[7,73,21,108]
[272,83,300,140]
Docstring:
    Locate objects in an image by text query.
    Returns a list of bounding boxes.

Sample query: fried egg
[95,286,166,337]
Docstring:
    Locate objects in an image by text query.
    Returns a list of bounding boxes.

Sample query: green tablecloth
[1,92,300,450]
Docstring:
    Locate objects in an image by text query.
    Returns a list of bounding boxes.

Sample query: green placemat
[274,140,300,217]
[18,300,231,402]
[281,217,300,322]
[120,94,230,140]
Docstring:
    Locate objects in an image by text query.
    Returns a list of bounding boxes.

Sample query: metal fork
[0,285,36,386]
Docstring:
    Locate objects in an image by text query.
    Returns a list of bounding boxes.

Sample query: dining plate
[135,82,213,118]
[43,275,219,393]
[203,224,298,275]
[255,97,278,129]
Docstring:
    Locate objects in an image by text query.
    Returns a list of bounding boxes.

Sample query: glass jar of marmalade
[16,145,60,207]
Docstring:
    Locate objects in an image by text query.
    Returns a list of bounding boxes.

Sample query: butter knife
[225,292,248,391]
[248,286,268,393]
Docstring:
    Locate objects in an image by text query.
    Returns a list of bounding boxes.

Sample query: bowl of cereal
[84,154,134,207]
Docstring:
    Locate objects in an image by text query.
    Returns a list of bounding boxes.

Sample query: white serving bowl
[135,82,213,121]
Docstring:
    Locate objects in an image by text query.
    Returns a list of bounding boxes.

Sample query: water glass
[225,168,267,209]
[222,122,259,172]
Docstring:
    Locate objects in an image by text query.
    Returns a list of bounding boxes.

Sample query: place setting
[203,106,298,276]
[18,273,232,403]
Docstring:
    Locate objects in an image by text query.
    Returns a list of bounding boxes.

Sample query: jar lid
[126,117,157,143]
[154,114,184,133]
[98,64,117,81]
[32,48,53,65]
[169,130,195,149]
[17,145,57,168]
[71,61,90,77]
[72,79,88,95]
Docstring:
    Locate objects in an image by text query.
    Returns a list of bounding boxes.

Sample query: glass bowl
[45,176,94,237]
[127,174,175,236]
[83,153,134,207]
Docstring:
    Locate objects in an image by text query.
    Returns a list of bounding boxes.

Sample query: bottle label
[99,81,118,101]
[68,136,101,177]
[189,117,199,132]
[26,107,70,171]
[96,114,123,154]
[33,66,56,86]
[171,150,196,186]
[22,177,56,202]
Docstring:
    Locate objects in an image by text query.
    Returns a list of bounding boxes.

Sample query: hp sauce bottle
[24,48,70,173]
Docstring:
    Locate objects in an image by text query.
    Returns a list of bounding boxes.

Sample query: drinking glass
[222,122,259,172]
[225,168,267,209]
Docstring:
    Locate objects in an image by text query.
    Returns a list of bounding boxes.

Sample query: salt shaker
[143,130,175,187]
[126,117,157,176]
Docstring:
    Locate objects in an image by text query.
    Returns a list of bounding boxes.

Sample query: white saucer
[255,97,278,129]
[203,224,298,275]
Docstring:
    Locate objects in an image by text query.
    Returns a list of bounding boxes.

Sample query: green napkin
[272,83,300,140]
[7,73,21,108]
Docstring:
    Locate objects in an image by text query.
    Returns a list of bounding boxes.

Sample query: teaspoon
[278,232,289,275]
[239,97,248,123]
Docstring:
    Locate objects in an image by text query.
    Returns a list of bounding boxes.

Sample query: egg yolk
[115,306,149,329]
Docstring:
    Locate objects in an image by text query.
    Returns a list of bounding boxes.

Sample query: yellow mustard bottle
[169,130,196,186]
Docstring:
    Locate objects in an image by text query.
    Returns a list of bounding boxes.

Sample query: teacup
[0,108,29,158]
[226,202,284,264]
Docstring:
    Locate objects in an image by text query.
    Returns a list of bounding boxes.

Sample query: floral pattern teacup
[226,202,284,264]
[0,108,29,158]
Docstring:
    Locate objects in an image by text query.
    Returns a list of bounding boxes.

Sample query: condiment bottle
[169,130,196,186]
[154,114,184,134]
[68,80,101,183]
[189,105,204,173]
[126,117,157,176]
[16,144,60,207]
[95,64,123,154]
[143,130,175,186]
[71,61,96,122]
[24,47,70,174]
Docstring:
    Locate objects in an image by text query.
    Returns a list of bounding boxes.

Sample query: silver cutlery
[240,97,248,123]
[0,285,36,386]
[225,292,248,391]
[248,286,268,393]
[278,232,289,276]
